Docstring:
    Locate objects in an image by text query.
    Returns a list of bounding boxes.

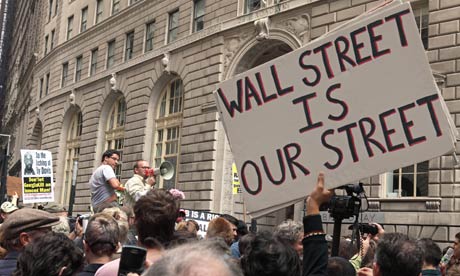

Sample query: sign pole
[67,160,78,217]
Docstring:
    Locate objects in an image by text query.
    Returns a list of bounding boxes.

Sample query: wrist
[306,198,320,215]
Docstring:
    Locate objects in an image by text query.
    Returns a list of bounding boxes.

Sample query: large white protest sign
[21,150,54,203]
[214,2,456,217]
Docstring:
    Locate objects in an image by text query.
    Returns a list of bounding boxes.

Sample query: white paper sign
[184,209,221,237]
[214,2,456,217]
[21,150,54,203]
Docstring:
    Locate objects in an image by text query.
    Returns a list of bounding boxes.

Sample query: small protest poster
[214,2,457,217]
[21,150,54,203]
[232,163,241,195]
[183,209,221,237]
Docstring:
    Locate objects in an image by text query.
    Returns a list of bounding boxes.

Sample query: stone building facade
[1,0,460,244]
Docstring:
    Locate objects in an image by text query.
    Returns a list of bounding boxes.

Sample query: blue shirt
[0,250,20,276]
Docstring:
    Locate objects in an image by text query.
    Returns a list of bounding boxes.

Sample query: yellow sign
[232,163,241,195]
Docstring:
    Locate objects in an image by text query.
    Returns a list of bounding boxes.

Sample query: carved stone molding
[162,52,171,74]
[367,201,380,211]
[110,73,117,91]
[254,17,270,41]
[69,89,76,105]
[425,200,440,212]
[223,33,251,73]
[276,14,311,45]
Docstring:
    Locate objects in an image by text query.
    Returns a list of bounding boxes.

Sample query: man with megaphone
[123,160,156,209]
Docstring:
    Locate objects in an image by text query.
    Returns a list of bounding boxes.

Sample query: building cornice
[31,0,315,111]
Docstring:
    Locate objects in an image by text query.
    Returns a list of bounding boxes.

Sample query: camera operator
[124,160,156,208]
[349,223,384,271]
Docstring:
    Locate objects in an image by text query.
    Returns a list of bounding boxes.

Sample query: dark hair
[327,257,356,276]
[338,237,358,260]
[241,231,301,276]
[220,214,238,227]
[416,238,442,267]
[169,230,198,248]
[239,233,255,256]
[237,220,249,237]
[361,239,377,268]
[13,232,83,276]
[375,233,423,276]
[455,232,460,241]
[101,149,120,162]
[84,213,120,257]
[134,189,179,248]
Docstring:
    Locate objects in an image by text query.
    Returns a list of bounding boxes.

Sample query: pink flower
[169,188,185,200]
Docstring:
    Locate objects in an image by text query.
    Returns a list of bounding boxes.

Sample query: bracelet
[303,231,325,239]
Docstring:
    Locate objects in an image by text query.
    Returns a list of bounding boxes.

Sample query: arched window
[62,112,82,204]
[105,96,126,179]
[153,78,183,189]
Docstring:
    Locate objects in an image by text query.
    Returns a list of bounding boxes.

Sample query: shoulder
[95,258,120,276]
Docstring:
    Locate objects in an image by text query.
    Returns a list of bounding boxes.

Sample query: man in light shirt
[123,160,155,208]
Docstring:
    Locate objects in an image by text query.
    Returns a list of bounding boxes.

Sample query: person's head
[362,239,377,268]
[100,207,129,244]
[84,213,120,259]
[176,221,187,231]
[236,220,249,239]
[0,201,19,220]
[101,149,120,169]
[454,232,460,259]
[120,205,135,226]
[416,238,441,268]
[13,232,83,276]
[220,214,238,241]
[144,239,243,276]
[51,216,71,235]
[133,160,152,180]
[274,220,303,256]
[0,208,60,251]
[338,237,358,260]
[239,232,255,257]
[241,231,301,276]
[134,189,179,248]
[186,220,199,235]
[327,257,356,276]
[23,153,34,169]
[169,229,199,248]
[206,217,234,246]
[374,232,423,276]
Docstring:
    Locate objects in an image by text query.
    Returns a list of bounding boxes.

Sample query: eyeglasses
[140,166,150,169]
[109,156,120,162]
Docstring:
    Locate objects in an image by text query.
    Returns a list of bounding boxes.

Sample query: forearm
[302,214,328,276]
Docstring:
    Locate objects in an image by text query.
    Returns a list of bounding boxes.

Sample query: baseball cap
[0,202,18,214]
[0,208,60,241]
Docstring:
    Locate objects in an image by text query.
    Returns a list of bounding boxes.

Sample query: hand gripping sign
[214,2,457,217]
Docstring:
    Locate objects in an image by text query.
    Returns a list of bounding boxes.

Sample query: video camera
[322,183,364,220]
[323,183,366,257]
[348,223,379,235]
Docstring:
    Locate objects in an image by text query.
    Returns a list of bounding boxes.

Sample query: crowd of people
[0,149,458,276]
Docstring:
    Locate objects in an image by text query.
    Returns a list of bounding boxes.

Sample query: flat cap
[0,208,60,241]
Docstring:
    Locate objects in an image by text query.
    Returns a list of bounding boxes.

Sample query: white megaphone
[152,161,175,180]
